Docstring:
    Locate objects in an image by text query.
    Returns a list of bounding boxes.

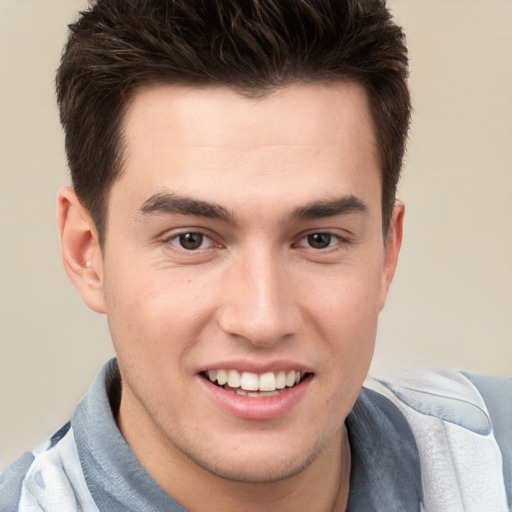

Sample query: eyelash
[163,230,217,251]
[162,230,349,253]
[294,232,348,250]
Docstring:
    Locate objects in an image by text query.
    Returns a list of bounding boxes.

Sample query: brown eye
[178,233,204,250]
[307,233,332,249]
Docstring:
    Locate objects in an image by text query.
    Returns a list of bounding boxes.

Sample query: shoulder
[364,368,511,512]
[366,368,511,434]
[460,372,512,439]
[0,423,98,512]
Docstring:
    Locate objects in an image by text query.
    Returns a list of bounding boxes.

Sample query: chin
[180,433,331,484]
[197,455,314,484]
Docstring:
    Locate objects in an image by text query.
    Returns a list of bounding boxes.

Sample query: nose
[217,247,301,347]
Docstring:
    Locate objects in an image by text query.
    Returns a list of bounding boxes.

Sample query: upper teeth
[207,369,303,392]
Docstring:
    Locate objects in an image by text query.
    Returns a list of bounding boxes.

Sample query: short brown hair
[57,0,410,244]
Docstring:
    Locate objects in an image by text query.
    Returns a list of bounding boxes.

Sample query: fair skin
[58,82,403,511]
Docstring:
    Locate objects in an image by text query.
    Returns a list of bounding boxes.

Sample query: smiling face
[63,82,402,496]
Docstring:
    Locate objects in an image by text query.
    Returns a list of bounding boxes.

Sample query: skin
[58,82,403,511]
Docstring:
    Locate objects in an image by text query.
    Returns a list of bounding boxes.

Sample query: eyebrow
[137,192,368,224]
[137,193,236,223]
[291,195,369,220]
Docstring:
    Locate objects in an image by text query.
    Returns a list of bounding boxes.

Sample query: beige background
[1,0,511,471]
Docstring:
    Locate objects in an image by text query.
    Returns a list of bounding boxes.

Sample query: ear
[57,187,106,314]
[379,200,404,311]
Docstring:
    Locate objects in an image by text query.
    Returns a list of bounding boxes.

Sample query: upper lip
[197,359,314,375]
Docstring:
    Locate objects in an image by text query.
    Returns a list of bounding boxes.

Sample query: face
[91,83,401,485]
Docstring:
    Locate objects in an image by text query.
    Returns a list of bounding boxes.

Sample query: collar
[345,386,423,511]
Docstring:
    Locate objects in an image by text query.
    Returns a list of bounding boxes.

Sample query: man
[1,1,510,511]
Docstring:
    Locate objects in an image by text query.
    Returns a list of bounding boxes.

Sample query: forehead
[113,82,380,220]
[122,81,376,151]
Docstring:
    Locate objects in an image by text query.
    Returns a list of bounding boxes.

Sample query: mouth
[201,369,311,397]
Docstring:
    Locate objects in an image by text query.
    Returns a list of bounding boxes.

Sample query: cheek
[313,264,383,330]
[307,266,381,381]
[102,261,218,360]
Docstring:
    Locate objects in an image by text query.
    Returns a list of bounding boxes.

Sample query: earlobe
[57,187,106,314]
[379,200,405,310]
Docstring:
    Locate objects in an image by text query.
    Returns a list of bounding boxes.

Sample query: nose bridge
[218,242,299,345]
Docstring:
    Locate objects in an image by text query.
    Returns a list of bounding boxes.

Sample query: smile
[203,369,308,396]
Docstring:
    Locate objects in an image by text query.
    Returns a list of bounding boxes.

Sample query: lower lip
[198,375,312,421]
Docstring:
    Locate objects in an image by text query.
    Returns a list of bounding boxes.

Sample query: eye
[306,233,334,249]
[167,232,213,251]
[297,232,341,249]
